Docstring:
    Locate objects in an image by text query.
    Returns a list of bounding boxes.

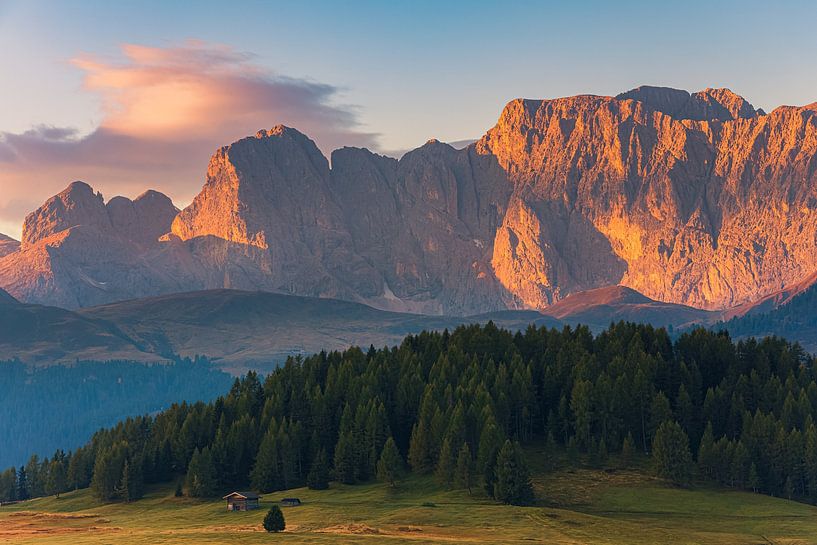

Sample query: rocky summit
[0,234,19,258]
[2,86,817,315]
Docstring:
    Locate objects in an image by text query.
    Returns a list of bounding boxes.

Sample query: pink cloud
[0,41,379,239]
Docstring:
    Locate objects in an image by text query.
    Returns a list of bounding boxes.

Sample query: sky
[1,0,816,239]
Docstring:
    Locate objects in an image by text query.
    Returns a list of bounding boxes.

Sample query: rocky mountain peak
[3,86,817,315]
[106,190,179,246]
[172,125,332,248]
[255,124,305,140]
[0,234,20,258]
[20,180,178,249]
[616,85,761,121]
[22,180,110,247]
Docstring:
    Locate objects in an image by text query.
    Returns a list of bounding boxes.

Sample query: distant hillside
[0,288,557,370]
[0,359,232,469]
[719,279,817,352]
[78,289,557,372]
[7,284,817,370]
[0,288,166,363]
[541,285,715,331]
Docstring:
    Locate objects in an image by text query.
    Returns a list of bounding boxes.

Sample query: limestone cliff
[0,181,184,307]
[478,91,817,309]
[3,86,817,315]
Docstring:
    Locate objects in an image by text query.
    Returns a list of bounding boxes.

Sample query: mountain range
[2,84,817,357]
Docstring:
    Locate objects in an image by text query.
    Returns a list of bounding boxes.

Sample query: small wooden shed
[281,497,302,507]
[223,491,261,511]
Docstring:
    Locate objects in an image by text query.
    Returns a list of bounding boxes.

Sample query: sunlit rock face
[478,90,817,310]
[616,86,763,121]
[0,181,184,308]
[3,86,817,313]
[171,127,512,314]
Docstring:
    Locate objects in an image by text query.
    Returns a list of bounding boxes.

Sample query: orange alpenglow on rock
[1,86,817,315]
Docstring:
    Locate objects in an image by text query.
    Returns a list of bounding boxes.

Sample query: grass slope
[3,451,816,544]
[79,289,556,372]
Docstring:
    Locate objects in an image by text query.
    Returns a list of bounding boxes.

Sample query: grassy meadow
[2,448,816,545]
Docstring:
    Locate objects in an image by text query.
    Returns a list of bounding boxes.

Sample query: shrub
[263,505,285,532]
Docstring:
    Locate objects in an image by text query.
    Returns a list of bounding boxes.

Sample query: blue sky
[0,0,816,237]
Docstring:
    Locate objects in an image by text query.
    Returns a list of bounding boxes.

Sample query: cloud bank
[0,41,379,239]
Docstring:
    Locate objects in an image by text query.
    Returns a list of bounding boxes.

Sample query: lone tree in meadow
[263,505,286,533]
[652,420,693,485]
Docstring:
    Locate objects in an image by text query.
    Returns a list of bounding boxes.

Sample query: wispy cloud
[0,41,379,239]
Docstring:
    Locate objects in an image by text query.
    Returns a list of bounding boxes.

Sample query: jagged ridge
[2,86,817,316]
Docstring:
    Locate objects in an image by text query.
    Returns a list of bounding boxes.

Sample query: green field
[2,449,816,545]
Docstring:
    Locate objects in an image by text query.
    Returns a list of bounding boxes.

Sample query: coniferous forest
[3,322,817,507]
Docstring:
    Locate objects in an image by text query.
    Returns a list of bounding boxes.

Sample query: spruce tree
[454,442,474,495]
[748,462,760,493]
[649,392,674,444]
[251,422,282,492]
[25,455,43,498]
[570,380,594,449]
[121,456,144,502]
[0,468,16,502]
[376,437,403,488]
[121,460,132,502]
[596,437,608,468]
[492,440,534,505]
[334,430,357,484]
[620,432,635,468]
[91,444,127,501]
[729,441,748,489]
[435,437,456,488]
[16,466,29,501]
[477,418,504,474]
[307,448,330,490]
[805,422,817,500]
[364,402,391,479]
[186,447,218,497]
[263,505,285,532]
[697,422,716,479]
[46,459,66,499]
[652,421,693,485]
[407,420,432,473]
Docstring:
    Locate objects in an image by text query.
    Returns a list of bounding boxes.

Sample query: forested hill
[0,359,232,469]
[720,282,817,352]
[4,322,817,507]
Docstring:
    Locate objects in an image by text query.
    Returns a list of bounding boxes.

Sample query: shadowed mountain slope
[0,289,557,370]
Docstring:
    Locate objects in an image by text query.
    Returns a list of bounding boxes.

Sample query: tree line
[3,322,817,505]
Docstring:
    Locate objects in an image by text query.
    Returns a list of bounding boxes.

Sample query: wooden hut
[223,491,261,511]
